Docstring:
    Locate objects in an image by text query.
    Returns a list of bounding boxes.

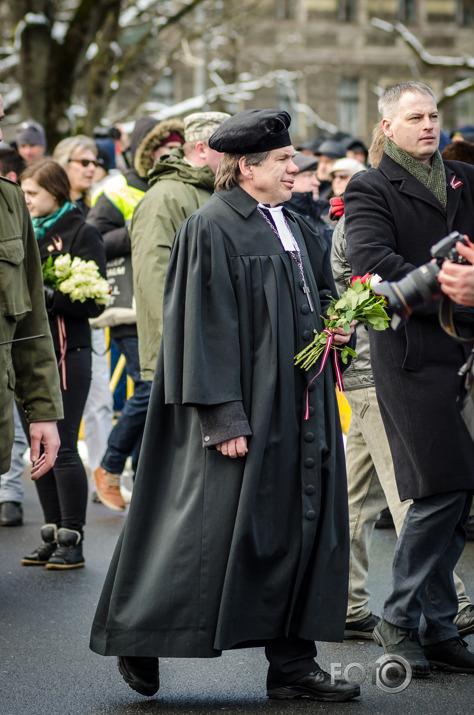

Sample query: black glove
[43,284,55,312]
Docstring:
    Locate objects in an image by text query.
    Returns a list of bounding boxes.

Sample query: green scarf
[384,138,447,211]
[32,201,76,240]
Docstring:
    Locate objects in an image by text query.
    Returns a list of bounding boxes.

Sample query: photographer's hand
[439,237,474,307]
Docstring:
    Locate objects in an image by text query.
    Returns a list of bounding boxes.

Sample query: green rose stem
[295,277,390,371]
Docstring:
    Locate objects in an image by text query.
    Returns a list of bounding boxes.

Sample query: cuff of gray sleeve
[196,401,252,448]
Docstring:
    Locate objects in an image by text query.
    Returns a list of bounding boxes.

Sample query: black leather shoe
[345,612,380,640]
[424,637,474,673]
[0,501,23,526]
[117,656,159,696]
[373,618,431,678]
[454,605,474,637]
[374,507,394,529]
[267,669,360,702]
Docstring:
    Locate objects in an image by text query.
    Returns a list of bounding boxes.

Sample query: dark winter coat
[345,154,474,501]
[284,192,334,250]
[0,178,63,472]
[90,186,351,659]
[37,207,107,352]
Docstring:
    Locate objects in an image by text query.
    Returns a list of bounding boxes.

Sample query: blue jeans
[0,402,28,504]
[101,337,152,476]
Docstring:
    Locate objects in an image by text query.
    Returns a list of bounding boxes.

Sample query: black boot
[46,528,85,570]
[21,524,58,565]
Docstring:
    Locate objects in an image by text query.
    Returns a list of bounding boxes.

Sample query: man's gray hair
[378,82,436,120]
[214,151,270,191]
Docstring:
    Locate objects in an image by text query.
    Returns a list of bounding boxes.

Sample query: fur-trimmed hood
[133,118,185,179]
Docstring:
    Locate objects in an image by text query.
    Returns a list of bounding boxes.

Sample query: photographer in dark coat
[90,109,358,703]
[345,81,474,677]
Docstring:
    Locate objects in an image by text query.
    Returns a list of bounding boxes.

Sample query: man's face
[202,145,223,174]
[246,146,298,207]
[18,144,46,163]
[151,141,183,163]
[382,91,440,165]
[347,148,366,164]
[293,169,320,200]
[316,155,337,182]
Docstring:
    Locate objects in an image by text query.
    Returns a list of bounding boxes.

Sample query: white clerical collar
[258,203,298,252]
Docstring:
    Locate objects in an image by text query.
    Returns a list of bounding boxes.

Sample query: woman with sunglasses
[20,159,106,569]
[53,135,99,216]
[328,158,366,198]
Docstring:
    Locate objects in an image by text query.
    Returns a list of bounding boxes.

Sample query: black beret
[315,140,347,159]
[208,109,292,154]
[292,153,318,172]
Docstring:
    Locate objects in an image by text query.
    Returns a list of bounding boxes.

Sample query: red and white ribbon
[304,328,344,420]
[56,315,67,390]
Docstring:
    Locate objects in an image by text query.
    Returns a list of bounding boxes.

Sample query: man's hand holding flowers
[295,273,389,374]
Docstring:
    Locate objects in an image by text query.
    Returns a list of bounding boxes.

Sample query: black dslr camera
[375,231,469,329]
[93,126,121,140]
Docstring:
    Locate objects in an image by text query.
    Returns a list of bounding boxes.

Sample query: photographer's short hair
[20,158,71,207]
[0,148,26,179]
[214,151,270,191]
[378,82,436,120]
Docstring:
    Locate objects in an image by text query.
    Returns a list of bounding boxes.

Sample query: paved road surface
[1,472,473,714]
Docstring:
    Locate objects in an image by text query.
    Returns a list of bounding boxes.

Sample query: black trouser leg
[35,348,91,532]
[265,635,317,689]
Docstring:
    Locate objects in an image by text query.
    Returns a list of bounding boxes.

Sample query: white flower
[369,274,382,287]
[59,278,74,294]
[54,254,72,279]
[52,255,110,306]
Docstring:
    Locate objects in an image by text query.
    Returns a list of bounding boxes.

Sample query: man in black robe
[90,109,358,703]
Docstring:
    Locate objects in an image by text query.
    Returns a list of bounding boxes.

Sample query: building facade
[158,0,474,144]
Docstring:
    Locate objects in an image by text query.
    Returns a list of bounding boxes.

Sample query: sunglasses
[332,173,350,180]
[69,158,101,168]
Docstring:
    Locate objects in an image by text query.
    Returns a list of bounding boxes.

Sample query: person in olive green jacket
[130,111,230,382]
[0,97,62,481]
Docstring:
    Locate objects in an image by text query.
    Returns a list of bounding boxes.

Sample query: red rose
[351,273,372,286]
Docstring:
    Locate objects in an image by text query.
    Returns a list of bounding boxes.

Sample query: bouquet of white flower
[42,253,110,306]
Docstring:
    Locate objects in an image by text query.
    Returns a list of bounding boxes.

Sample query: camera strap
[438,295,474,345]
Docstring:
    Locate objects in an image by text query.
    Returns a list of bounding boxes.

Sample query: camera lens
[375,262,441,329]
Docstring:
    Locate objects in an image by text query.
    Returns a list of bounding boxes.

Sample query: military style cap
[184,112,231,143]
[208,109,292,154]
[315,139,346,159]
[296,137,323,153]
[292,152,318,172]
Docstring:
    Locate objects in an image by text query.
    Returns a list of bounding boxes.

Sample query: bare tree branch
[371,18,474,68]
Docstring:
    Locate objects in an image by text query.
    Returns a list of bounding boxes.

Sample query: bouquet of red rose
[294,273,390,371]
